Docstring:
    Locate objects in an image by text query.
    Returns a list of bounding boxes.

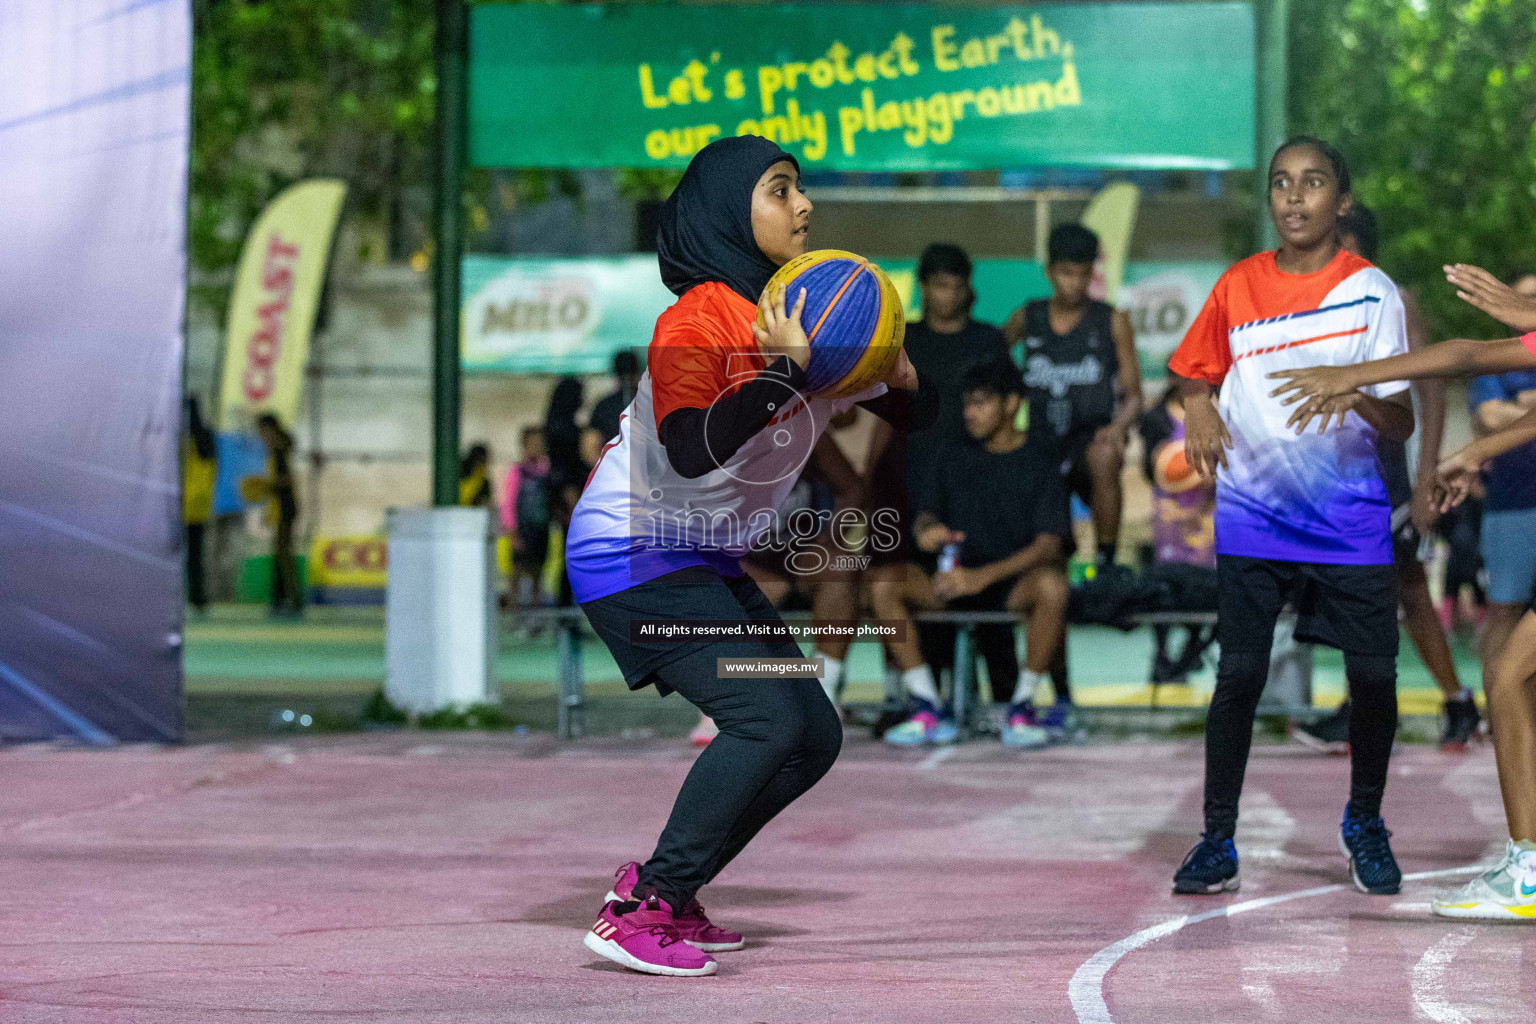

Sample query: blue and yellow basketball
[758,249,905,398]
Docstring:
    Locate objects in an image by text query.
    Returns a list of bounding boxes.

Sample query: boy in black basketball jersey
[1005,225,1141,565]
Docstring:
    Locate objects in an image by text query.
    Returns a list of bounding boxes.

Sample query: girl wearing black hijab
[569,136,934,976]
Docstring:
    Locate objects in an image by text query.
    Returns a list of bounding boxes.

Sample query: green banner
[470,2,1254,171]
[461,254,1223,380]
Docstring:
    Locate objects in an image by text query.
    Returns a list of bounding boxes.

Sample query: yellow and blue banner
[218,180,347,431]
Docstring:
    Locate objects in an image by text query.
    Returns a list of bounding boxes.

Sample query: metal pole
[432,0,467,506]
[1254,0,1288,253]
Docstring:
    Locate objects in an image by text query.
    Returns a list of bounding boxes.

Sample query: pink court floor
[2,732,1531,1023]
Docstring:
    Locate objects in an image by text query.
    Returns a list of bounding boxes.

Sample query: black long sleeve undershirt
[657,360,936,480]
[855,371,938,434]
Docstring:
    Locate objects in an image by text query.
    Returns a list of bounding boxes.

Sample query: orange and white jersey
[566,281,882,602]
[1170,249,1408,564]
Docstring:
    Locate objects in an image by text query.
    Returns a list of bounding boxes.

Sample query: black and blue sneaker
[1173,833,1240,894]
[1340,814,1401,894]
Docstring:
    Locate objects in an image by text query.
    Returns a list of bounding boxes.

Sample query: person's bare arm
[912,511,959,553]
[934,533,1062,599]
[1002,304,1028,345]
[1477,398,1530,436]
[1437,407,1536,511]
[1400,290,1446,529]
[1354,390,1416,442]
[808,434,864,510]
[1268,336,1536,434]
[975,533,1063,589]
[1174,374,1231,480]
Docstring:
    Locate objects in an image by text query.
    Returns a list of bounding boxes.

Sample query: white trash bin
[384,506,496,714]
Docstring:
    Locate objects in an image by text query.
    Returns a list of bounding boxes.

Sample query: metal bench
[504,606,1218,740]
[909,609,1218,736]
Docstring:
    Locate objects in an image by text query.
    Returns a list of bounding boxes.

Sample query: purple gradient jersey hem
[567,544,745,604]
[1214,510,1394,567]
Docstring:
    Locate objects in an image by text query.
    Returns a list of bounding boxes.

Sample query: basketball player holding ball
[568,136,934,976]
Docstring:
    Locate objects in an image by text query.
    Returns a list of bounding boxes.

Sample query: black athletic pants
[1204,555,1399,838]
[582,568,842,912]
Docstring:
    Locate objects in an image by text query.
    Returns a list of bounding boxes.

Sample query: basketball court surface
[3,733,1525,1023]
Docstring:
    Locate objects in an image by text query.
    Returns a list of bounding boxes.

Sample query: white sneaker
[1001,703,1050,749]
[1433,840,1536,921]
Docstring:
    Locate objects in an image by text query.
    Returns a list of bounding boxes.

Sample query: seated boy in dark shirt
[869,358,1073,748]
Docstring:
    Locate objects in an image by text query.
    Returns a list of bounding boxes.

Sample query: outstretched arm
[1437,407,1536,511]
[1446,264,1536,333]
[1267,336,1536,434]
[1402,290,1446,530]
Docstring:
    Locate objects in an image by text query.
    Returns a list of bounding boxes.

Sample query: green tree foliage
[1291,0,1536,338]
[191,0,436,274]
[192,0,606,286]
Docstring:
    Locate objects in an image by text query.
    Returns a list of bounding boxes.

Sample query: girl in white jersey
[573,136,933,976]
[1168,137,1416,898]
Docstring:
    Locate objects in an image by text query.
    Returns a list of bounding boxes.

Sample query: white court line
[1069,865,1484,1024]
[917,746,958,770]
[1411,926,1477,1024]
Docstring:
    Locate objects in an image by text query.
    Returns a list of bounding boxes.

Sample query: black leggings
[636,657,841,910]
[1205,648,1397,835]
[584,569,842,912]
[1204,556,1399,837]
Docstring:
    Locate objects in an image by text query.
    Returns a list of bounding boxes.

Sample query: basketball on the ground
[759,249,905,398]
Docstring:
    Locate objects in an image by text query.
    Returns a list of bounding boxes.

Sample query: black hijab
[656,136,799,303]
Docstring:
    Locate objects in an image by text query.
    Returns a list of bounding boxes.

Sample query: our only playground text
[635,15,1082,163]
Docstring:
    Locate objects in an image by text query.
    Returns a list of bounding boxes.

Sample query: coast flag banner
[218,180,347,431]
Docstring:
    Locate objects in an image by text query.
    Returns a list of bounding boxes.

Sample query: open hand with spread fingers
[753,285,810,370]
[1445,264,1536,333]
[1267,364,1366,434]
[1290,390,1371,435]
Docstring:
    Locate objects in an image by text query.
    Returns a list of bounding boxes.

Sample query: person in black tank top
[1005,224,1142,566]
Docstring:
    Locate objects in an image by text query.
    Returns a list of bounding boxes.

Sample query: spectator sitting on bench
[1004,224,1142,568]
[869,358,1072,748]
[1137,384,1219,685]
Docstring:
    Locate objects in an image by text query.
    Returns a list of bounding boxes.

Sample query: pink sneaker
[584,897,717,976]
[606,861,746,952]
[673,897,746,951]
